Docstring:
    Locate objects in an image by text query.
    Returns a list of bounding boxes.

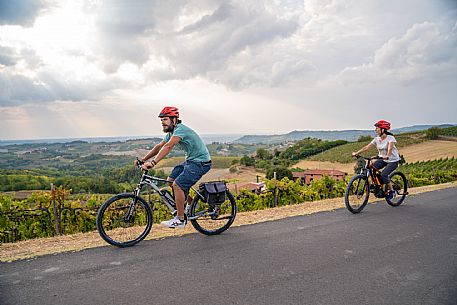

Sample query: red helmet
[158,106,179,118]
[374,120,391,130]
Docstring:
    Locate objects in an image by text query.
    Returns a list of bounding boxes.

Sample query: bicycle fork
[124,187,142,222]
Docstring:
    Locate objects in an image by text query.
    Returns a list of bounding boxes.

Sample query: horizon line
[1,123,455,142]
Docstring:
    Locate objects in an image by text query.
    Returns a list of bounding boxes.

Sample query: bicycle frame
[359,159,381,185]
[97,161,237,246]
[131,170,207,220]
[357,156,388,198]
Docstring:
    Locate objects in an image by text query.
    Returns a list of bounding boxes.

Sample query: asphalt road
[1,187,457,305]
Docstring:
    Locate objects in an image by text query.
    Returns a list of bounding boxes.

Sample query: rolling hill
[234,124,455,144]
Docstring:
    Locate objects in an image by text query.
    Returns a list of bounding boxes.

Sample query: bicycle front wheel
[189,190,237,235]
[386,171,408,207]
[96,193,153,247]
[345,174,370,214]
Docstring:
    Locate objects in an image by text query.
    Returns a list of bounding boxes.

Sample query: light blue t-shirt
[163,123,211,162]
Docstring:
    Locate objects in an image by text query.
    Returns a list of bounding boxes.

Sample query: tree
[240,155,255,166]
[266,166,293,180]
[256,148,272,160]
[231,158,240,165]
[357,135,372,142]
[426,127,441,140]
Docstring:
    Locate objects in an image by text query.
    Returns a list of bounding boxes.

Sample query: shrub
[426,127,441,140]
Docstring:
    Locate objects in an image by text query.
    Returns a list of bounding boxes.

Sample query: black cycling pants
[372,159,399,183]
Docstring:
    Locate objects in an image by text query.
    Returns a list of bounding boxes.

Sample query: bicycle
[344,155,408,214]
[96,159,237,247]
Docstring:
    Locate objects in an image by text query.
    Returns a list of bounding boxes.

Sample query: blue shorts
[169,160,212,196]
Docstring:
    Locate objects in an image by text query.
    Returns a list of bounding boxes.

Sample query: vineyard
[307,134,424,163]
[1,126,457,244]
[440,126,457,137]
[0,176,347,243]
[399,157,457,187]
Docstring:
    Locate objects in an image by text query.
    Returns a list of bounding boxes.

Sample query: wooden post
[51,183,61,235]
[273,172,278,207]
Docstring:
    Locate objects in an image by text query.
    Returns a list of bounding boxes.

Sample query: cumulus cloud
[85,1,303,86]
[0,71,52,105]
[0,0,46,26]
[0,45,42,69]
[1,0,456,106]
[206,45,317,89]
[141,1,301,88]
[0,46,19,66]
[0,67,125,106]
[339,21,457,84]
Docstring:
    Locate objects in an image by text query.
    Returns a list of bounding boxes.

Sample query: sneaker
[386,190,395,200]
[160,216,186,229]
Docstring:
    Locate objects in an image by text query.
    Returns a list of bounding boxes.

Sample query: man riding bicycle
[135,106,212,228]
[352,120,401,200]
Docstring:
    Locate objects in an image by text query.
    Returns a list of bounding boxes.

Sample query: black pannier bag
[199,181,227,205]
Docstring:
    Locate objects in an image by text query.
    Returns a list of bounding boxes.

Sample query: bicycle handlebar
[135,157,170,183]
[135,157,145,169]
[353,155,385,160]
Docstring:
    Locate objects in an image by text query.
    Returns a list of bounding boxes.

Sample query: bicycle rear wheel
[96,193,153,247]
[189,190,237,235]
[345,174,370,213]
[386,171,408,206]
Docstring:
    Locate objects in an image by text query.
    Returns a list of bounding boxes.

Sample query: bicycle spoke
[97,194,152,247]
[386,172,408,206]
[345,175,369,213]
[189,190,237,235]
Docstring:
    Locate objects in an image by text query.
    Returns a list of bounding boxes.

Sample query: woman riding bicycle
[352,120,401,200]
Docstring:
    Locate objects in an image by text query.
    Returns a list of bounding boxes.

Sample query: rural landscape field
[1,125,457,260]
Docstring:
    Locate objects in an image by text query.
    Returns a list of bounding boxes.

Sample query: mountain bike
[344,155,408,214]
[96,159,237,247]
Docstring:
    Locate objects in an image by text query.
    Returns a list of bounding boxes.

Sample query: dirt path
[2,181,456,262]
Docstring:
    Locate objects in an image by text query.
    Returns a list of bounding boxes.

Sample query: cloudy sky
[0,0,456,140]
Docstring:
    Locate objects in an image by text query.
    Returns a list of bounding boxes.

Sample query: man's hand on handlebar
[141,161,155,170]
[134,158,144,167]
[134,157,152,170]
[135,157,157,170]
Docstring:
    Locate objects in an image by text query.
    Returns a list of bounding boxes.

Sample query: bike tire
[96,193,153,247]
[386,171,408,207]
[345,174,370,214]
[189,190,237,235]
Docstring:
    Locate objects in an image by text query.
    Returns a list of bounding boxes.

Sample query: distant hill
[233,124,456,144]
[0,134,243,146]
[392,124,455,134]
[234,130,373,144]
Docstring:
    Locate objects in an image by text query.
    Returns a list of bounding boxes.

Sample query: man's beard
[163,124,174,133]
